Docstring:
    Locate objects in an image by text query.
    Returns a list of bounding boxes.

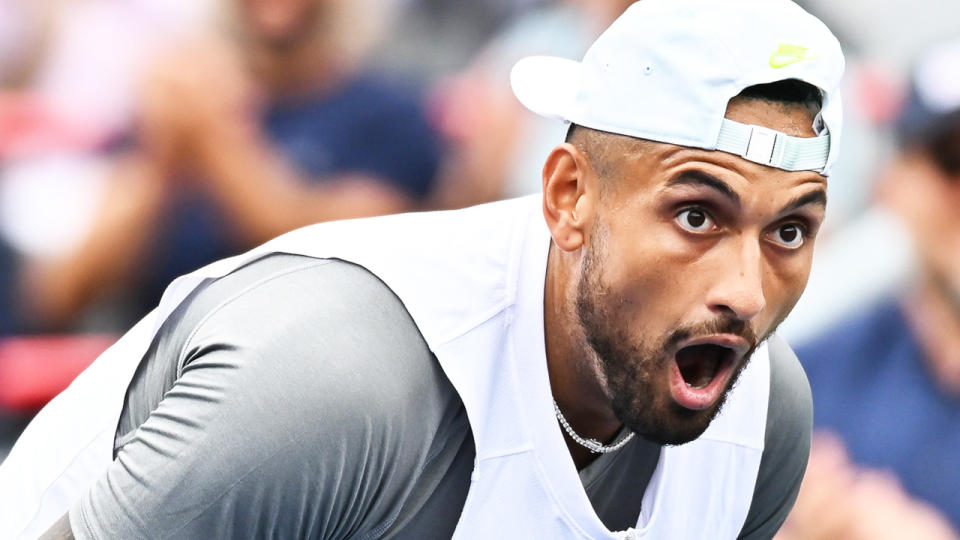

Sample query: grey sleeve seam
[176,258,336,377]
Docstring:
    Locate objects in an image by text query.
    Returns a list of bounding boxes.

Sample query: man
[784,38,960,537]
[0,0,844,537]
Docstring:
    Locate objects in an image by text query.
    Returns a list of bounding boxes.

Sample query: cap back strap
[716,118,830,172]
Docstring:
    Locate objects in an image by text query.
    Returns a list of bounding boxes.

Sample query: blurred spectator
[20,0,443,330]
[777,435,957,540]
[1,0,203,450]
[780,1,960,341]
[777,61,911,343]
[785,39,960,536]
[372,0,546,83]
[802,0,960,73]
[1,0,213,332]
[430,0,633,208]
[0,240,18,337]
[0,0,210,132]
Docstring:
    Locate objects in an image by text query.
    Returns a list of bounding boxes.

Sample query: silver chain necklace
[553,400,635,454]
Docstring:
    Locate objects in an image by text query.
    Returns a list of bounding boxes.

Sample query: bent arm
[67,258,463,538]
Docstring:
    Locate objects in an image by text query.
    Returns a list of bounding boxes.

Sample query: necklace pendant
[585,439,603,453]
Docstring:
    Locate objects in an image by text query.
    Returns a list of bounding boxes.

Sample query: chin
[616,393,725,446]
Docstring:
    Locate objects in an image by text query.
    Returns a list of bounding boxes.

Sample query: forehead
[598,99,826,196]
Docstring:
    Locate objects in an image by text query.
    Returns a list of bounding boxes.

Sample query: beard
[575,226,759,446]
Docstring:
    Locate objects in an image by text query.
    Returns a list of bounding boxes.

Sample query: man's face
[576,99,827,445]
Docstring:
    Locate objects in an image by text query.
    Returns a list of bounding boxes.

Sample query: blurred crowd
[0,0,958,537]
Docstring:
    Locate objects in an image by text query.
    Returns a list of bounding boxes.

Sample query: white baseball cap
[510,0,845,175]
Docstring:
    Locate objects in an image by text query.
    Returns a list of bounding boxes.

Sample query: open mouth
[676,344,733,388]
[669,342,738,410]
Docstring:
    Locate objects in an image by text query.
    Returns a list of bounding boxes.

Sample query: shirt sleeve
[738,333,814,539]
[69,257,461,539]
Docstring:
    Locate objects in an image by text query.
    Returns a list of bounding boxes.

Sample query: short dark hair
[565,78,823,145]
[735,78,823,118]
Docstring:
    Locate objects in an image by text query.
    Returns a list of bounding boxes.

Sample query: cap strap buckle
[744,125,784,167]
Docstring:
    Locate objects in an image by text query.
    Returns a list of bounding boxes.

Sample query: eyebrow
[666,171,741,207]
[779,188,827,215]
[666,170,827,214]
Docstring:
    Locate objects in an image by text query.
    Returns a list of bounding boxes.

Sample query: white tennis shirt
[0,195,769,538]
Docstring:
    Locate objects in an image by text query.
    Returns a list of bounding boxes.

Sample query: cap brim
[510,56,581,121]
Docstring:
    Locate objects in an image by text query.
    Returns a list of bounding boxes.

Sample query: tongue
[676,344,722,388]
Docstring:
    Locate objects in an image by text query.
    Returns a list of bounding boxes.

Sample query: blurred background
[0,1,958,537]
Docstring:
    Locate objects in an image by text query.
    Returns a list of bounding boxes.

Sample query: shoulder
[82,254,467,538]
[178,253,437,389]
[139,253,450,426]
[170,254,459,449]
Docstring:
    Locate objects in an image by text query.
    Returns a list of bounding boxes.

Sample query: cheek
[599,232,700,320]
[760,251,815,326]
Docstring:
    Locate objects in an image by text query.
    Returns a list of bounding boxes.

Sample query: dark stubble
[574,223,758,446]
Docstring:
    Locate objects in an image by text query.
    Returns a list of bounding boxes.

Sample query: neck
[903,272,960,394]
[544,243,625,467]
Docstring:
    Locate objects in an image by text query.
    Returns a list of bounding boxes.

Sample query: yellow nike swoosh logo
[769,54,816,68]
[769,44,818,69]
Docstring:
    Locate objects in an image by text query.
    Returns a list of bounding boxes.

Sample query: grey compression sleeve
[71,256,473,539]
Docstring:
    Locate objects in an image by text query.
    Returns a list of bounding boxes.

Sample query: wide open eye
[676,208,715,233]
[769,223,806,249]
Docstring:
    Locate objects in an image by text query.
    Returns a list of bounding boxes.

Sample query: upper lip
[673,334,751,361]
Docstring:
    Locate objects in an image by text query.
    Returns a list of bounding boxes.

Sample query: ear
[541,142,596,252]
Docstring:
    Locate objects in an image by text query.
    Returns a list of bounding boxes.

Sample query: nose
[706,238,767,321]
